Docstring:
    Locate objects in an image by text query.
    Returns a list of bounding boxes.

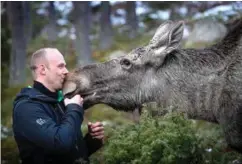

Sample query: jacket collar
[33,81,59,100]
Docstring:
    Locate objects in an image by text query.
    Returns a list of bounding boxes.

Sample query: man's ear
[39,64,47,75]
[149,20,184,56]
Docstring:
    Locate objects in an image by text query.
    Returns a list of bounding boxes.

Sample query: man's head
[30,48,68,92]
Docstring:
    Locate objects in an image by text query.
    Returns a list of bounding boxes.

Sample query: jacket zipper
[57,103,79,151]
[57,103,65,115]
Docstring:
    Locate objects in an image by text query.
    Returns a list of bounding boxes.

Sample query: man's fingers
[87,122,92,129]
[88,122,104,131]
[90,131,104,137]
[90,126,104,133]
[88,122,103,128]
[88,122,105,140]
[91,122,103,128]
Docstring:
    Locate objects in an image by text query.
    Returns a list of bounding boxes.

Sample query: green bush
[101,111,203,164]
[94,110,242,164]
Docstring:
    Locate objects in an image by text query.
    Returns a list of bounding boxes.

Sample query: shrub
[91,109,242,164]
[101,111,204,164]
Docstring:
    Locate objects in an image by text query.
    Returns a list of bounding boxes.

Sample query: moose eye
[120,58,132,69]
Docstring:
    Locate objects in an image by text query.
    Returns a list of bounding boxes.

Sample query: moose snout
[62,71,91,97]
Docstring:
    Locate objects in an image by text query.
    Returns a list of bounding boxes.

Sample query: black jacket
[12,81,102,164]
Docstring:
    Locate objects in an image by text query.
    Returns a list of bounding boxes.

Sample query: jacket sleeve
[84,133,103,156]
[13,101,84,154]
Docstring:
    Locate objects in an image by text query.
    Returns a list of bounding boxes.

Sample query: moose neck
[214,20,242,57]
[147,48,230,123]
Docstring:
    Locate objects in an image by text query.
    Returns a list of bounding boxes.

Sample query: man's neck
[35,79,55,92]
[33,80,58,100]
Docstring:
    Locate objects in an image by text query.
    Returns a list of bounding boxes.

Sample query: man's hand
[88,122,104,141]
[64,94,83,107]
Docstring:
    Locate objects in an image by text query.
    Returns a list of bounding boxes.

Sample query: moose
[62,19,242,153]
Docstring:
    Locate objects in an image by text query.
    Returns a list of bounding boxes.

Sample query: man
[12,48,104,164]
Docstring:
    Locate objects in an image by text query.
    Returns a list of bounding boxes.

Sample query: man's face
[45,50,69,91]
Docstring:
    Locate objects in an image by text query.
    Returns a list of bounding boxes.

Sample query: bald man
[13,48,104,164]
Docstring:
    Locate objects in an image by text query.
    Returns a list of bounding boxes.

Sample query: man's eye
[58,64,65,68]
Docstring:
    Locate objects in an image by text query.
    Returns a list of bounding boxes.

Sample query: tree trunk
[99,1,113,50]
[23,1,32,45]
[7,2,27,86]
[126,1,138,39]
[72,1,93,66]
[47,1,57,42]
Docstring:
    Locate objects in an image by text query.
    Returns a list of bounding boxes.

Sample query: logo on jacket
[36,118,46,125]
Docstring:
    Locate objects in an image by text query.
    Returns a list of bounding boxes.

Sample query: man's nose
[64,67,69,74]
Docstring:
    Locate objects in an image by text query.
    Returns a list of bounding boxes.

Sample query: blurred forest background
[1,1,242,164]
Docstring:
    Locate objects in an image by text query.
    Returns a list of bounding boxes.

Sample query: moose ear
[149,21,184,56]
